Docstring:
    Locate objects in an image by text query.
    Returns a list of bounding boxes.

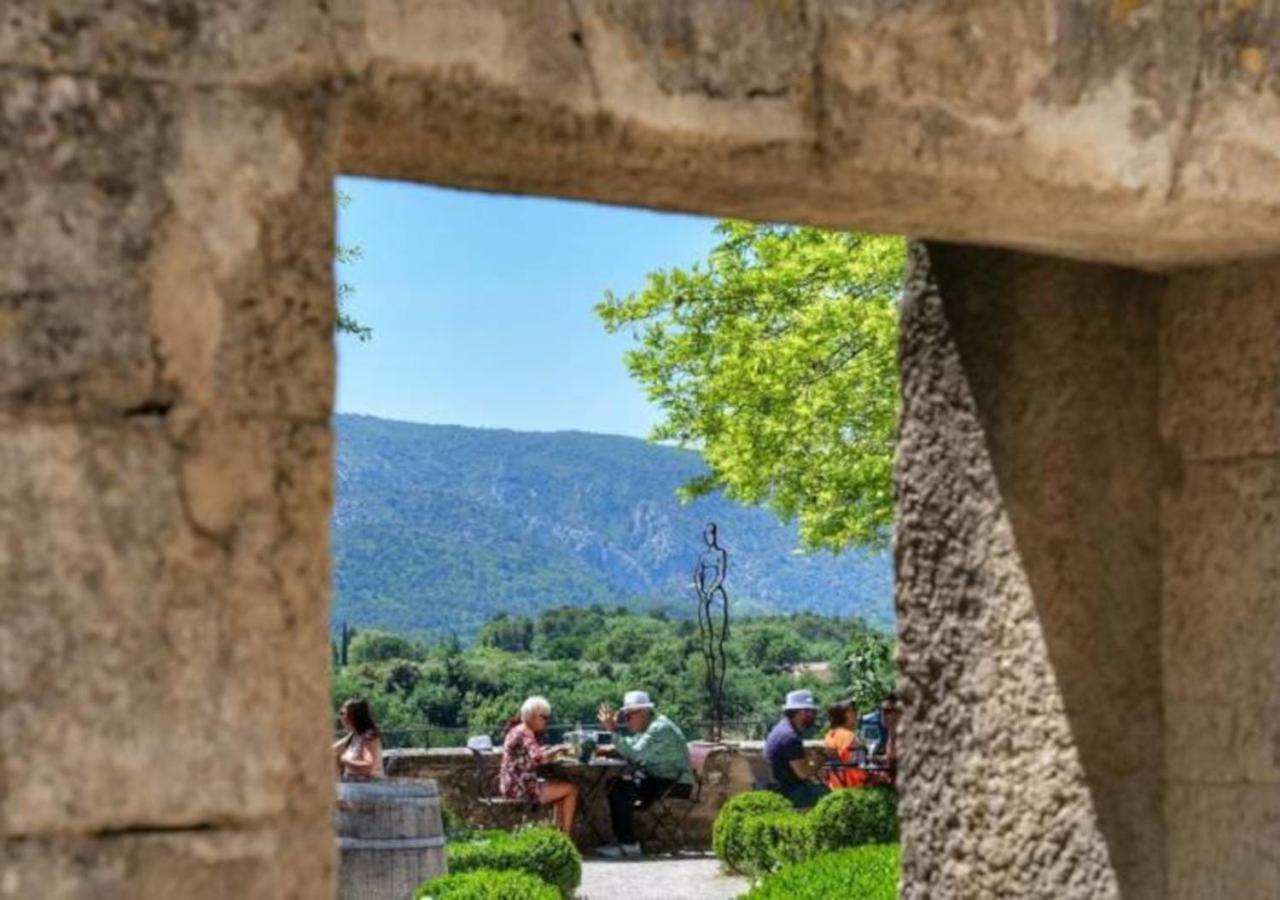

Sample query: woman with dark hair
[823,700,867,789]
[333,698,385,780]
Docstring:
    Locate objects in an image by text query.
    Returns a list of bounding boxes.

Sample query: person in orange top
[823,700,867,789]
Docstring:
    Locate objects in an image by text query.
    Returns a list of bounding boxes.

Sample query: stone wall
[896,242,1280,898]
[381,742,828,849]
[1160,259,1280,899]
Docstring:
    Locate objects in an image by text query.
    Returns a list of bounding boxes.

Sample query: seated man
[763,689,831,808]
[594,690,693,858]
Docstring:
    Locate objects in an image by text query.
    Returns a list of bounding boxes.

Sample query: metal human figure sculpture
[693,523,730,740]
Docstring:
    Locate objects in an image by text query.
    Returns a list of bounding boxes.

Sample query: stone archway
[4,3,1278,898]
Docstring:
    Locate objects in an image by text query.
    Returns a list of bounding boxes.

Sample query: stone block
[0,416,332,836]
[0,71,334,420]
[0,826,333,900]
[0,1,336,85]
[896,243,1165,899]
[1163,457,1280,784]
[1167,782,1280,900]
[1161,258,1280,461]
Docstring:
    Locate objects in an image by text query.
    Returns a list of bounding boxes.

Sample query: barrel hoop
[337,796,437,808]
[338,835,447,851]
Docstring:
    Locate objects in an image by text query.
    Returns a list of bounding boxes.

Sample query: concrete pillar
[0,74,338,898]
[1160,260,1280,899]
[895,242,1167,898]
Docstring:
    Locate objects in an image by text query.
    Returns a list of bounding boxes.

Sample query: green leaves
[335,188,373,341]
[598,221,904,552]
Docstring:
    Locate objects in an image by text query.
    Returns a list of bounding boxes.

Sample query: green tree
[598,221,904,551]
[836,621,896,711]
[477,613,535,653]
[335,189,372,341]
[349,629,426,663]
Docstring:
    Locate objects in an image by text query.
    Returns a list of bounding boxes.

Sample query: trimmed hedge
[712,791,793,865]
[736,811,815,876]
[745,844,901,900]
[809,787,899,851]
[446,827,581,899]
[414,868,559,900]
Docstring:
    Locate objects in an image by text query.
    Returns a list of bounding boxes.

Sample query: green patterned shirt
[614,714,694,785]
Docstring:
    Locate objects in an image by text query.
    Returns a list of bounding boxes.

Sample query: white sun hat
[783,689,820,712]
[620,690,656,713]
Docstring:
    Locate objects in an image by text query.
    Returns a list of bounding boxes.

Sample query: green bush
[736,811,815,876]
[414,868,559,900]
[712,790,793,865]
[745,844,901,900]
[809,787,899,851]
[446,826,581,899]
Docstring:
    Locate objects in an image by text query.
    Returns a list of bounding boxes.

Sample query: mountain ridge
[332,413,893,638]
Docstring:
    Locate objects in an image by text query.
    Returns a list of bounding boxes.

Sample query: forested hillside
[333,414,892,638]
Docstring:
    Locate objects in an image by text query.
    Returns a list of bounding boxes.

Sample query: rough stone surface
[1161,257,1280,461]
[383,742,759,849]
[1165,783,1280,900]
[332,0,1280,268]
[1161,257,1280,897]
[895,242,1166,899]
[1,827,333,900]
[2,51,336,900]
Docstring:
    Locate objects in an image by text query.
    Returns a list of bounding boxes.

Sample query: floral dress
[500,723,550,800]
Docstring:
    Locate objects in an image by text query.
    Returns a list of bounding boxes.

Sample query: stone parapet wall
[382,741,829,848]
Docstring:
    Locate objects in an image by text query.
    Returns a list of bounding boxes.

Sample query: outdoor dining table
[547,757,631,844]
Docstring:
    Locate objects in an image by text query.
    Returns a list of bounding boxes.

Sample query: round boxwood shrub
[736,811,815,876]
[446,826,581,899]
[809,787,899,851]
[712,790,793,865]
[745,843,900,900]
[414,868,559,900]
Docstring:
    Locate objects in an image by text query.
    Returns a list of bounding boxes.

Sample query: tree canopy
[598,222,904,552]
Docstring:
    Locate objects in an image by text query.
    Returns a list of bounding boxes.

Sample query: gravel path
[577,854,749,900]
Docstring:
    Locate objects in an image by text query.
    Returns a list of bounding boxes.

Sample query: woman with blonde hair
[500,696,580,836]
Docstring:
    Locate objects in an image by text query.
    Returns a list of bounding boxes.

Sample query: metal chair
[468,747,552,829]
[637,743,726,851]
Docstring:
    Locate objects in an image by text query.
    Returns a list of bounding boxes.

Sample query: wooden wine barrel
[335,779,447,900]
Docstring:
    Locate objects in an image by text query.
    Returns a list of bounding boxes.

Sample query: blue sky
[334,177,721,438]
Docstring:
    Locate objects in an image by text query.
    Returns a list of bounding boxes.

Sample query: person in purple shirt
[762,689,831,808]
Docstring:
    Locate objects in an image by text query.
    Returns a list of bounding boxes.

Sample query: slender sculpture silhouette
[693,523,730,740]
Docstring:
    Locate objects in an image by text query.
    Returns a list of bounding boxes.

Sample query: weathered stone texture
[1161,258,1280,898]
[1166,783,1280,900]
[0,1,337,85]
[332,0,1280,268]
[1,59,336,900]
[1161,259,1280,461]
[895,242,1165,899]
[2,826,333,900]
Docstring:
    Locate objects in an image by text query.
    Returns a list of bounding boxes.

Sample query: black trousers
[607,774,676,844]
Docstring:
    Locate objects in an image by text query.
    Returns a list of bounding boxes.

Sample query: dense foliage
[331,608,895,743]
[712,791,794,864]
[713,780,899,878]
[445,827,581,899]
[414,869,559,900]
[744,844,901,900]
[809,786,899,851]
[599,222,905,551]
[736,811,816,876]
[332,415,892,639]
